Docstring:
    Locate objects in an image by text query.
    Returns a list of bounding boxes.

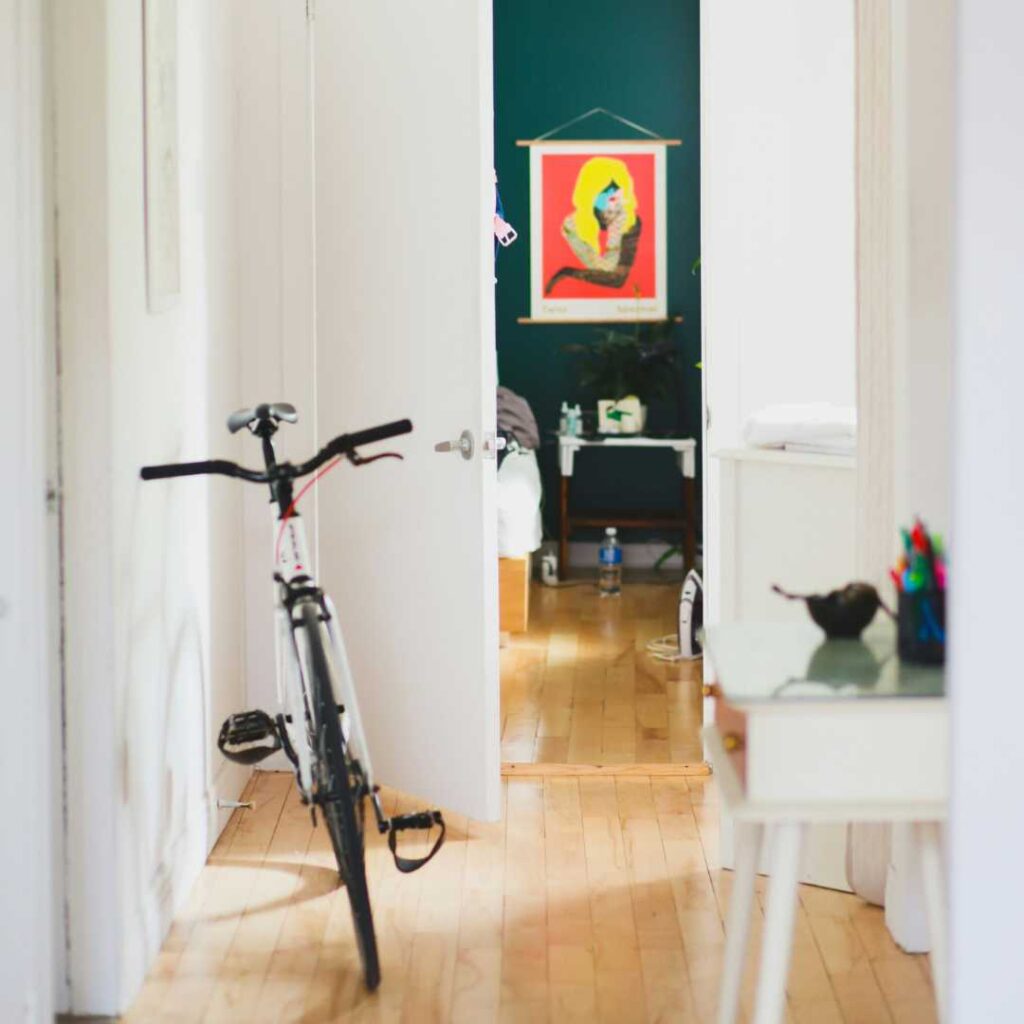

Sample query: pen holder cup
[897,589,946,666]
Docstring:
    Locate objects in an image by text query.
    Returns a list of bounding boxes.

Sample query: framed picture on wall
[528,141,667,322]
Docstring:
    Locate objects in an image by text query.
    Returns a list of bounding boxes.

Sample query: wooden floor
[125,770,937,1023]
[500,582,705,766]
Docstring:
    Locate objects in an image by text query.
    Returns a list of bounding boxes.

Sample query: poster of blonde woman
[529,142,666,322]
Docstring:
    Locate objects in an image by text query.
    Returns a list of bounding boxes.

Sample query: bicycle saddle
[226,402,299,434]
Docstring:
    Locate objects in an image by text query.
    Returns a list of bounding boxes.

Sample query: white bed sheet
[497,449,543,558]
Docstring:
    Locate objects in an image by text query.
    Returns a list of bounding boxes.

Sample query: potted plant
[564,318,679,434]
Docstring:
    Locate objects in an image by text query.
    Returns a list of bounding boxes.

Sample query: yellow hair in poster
[570,157,638,252]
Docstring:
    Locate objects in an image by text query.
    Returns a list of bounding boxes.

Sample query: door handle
[434,429,474,460]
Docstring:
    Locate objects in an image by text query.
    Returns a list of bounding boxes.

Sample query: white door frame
[854,0,955,952]
[0,0,60,1019]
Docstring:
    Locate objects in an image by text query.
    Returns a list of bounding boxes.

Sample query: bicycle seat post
[252,410,293,516]
[253,413,278,472]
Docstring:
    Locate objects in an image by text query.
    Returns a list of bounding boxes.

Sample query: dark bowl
[805,585,881,639]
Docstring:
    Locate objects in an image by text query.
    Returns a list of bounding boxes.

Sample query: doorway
[500,585,704,767]
[492,0,706,771]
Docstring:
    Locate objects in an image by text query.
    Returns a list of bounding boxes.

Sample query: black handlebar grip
[140,459,239,481]
[338,418,413,451]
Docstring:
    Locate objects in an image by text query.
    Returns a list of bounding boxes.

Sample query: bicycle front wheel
[299,600,381,991]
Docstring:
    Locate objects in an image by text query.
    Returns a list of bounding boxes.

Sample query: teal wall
[494,0,702,544]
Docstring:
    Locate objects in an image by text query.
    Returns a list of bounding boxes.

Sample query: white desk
[556,434,698,578]
[704,622,948,1024]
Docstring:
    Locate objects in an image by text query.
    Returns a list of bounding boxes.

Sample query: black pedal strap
[387,810,446,873]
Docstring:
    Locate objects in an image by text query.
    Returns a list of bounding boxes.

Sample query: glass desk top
[705,622,946,704]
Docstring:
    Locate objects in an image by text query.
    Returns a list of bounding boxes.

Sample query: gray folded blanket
[496,386,540,450]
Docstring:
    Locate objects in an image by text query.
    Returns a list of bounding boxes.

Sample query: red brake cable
[274,450,403,566]
[274,456,342,566]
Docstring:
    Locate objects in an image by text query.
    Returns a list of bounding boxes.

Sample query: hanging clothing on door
[493,170,517,258]
[496,385,539,453]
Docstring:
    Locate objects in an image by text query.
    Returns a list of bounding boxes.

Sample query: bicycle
[141,402,446,991]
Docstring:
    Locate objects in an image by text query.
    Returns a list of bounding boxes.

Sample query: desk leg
[717,820,764,1024]
[559,475,570,581]
[752,822,805,1024]
[683,474,697,574]
[917,822,948,1022]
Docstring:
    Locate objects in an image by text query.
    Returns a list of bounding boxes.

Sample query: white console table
[556,434,698,578]
[704,621,948,1024]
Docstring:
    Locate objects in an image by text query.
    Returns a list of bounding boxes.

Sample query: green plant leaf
[563,318,682,403]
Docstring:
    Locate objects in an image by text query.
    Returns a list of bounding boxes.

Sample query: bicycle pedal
[389,810,444,832]
[386,810,446,873]
[218,710,282,765]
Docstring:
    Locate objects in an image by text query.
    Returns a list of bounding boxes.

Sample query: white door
[311,0,500,821]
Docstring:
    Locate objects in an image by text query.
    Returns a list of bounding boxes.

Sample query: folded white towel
[784,440,856,457]
[744,402,857,453]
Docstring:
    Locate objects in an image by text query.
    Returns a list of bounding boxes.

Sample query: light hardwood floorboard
[501,582,704,766]
[120,772,937,1023]
[502,762,708,778]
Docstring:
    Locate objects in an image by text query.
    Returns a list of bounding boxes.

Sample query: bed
[497,448,543,632]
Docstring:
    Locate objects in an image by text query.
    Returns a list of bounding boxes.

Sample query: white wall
[701,0,856,452]
[950,3,1024,1019]
[891,0,953,538]
[701,0,857,628]
[53,0,249,1012]
[0,1,57,1019]
[233,1,319,725]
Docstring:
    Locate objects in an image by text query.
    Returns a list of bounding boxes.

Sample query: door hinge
[306,0,316,20]
[45,480,62,515]
[482,431,506,460]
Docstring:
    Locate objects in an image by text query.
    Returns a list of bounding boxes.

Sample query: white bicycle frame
[273,509,376,804]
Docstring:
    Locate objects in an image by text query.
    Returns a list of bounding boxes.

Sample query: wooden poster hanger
[516,106,682,147]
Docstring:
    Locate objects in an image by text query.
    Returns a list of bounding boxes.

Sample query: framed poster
[529,142,667,322]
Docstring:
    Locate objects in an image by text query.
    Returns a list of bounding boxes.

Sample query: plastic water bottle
[565,404,579,437]
[599,527,622,596]
[571,403,583,436]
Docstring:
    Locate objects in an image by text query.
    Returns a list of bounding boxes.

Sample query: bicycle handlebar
[335,418,413,452]
[140,418,413,483]
[140,459,266,482]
